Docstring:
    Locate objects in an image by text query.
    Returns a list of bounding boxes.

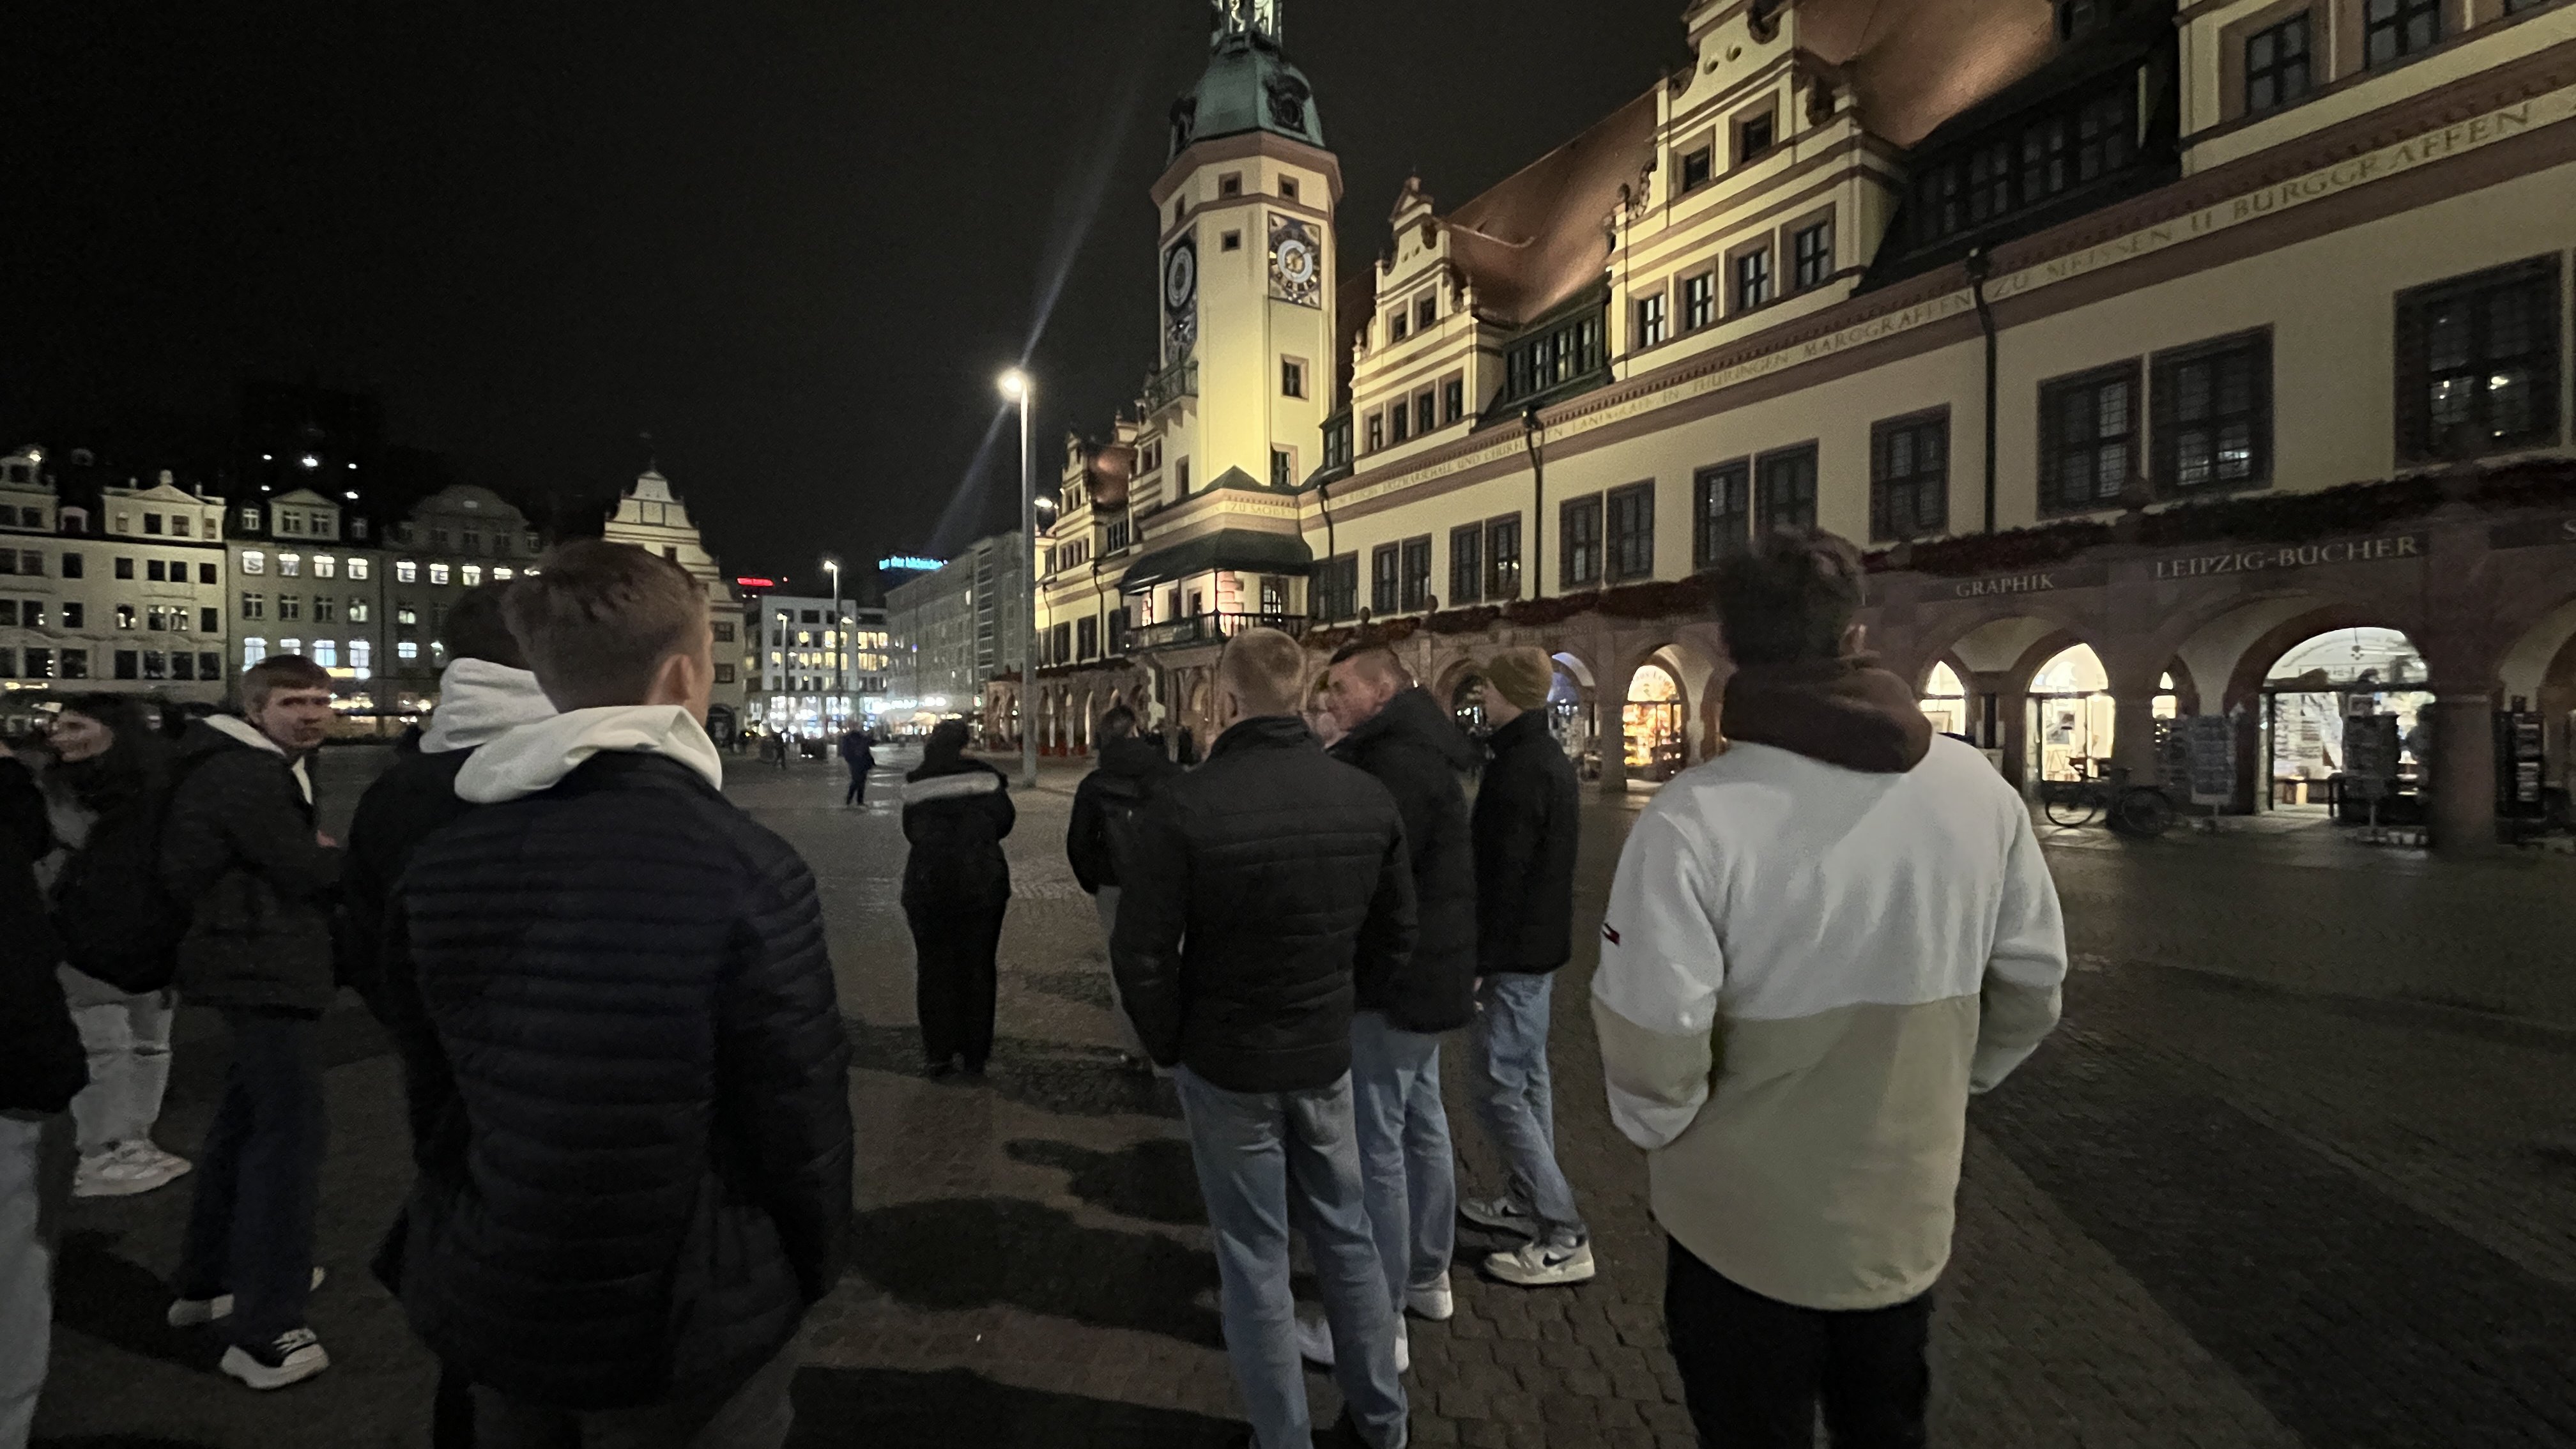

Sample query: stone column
[2110,691,2162,784]
[1597,648,1633,797]
[2426,689,2497,857]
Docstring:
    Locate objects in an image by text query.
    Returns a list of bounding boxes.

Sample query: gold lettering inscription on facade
[2149,533,2425,580]
[1338,89,2569,510]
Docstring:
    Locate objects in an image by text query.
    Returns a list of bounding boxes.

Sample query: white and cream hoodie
[1590,733,2068,1311]
[454,705,724,804]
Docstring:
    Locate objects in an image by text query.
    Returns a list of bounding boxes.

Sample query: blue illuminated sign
[878,555,945,572]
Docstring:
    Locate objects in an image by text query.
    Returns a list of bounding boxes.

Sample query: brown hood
[1721,659,1933,774]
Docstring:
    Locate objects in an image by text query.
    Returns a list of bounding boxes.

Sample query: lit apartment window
[242,638,268,668]
[395,560,417,583]
[397,641,419,660]
[429,563,451,585]
[311,640,338,669]
[240,550,265,575]
[279,552,302,578]
[493,567,512,581]
[314,554,337,579]
[351,640,372,672]
[462,565,483,587]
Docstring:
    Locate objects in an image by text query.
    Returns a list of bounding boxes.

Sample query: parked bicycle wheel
[2043,783,2101,829]
[2110,785,2177,838]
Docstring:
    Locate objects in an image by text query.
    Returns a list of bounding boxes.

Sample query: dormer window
[239,507,260,532]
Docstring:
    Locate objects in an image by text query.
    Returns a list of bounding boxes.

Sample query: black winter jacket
[160,719,342,1015]
[1066,736,1182,894]
[1113,716,1418,1093]
[901,758,1013,907]
[342,735,476,1156]
[1331,687,1479,1033]
[1471,710,1581,974]
[387,752,854,1411]
[0,756,83,1114]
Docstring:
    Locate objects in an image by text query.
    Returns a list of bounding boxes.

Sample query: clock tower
[1146,0,1340,502]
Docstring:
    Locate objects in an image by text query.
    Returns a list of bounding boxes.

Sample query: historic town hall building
[1022,0,2576,852]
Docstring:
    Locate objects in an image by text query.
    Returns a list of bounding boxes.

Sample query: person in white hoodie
[342,581,553,1449]
[382,542,850,1447]
[1591,529,2069,1448]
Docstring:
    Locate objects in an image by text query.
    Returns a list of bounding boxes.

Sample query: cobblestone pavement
[31,749,2576,1448]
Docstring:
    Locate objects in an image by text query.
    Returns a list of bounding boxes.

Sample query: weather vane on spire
[1209,0,1281,43]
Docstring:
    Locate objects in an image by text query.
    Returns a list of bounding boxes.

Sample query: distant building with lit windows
[227,484,394,730]
[379,484,539,724]
[744,592,891,737]
[602,468,749,744]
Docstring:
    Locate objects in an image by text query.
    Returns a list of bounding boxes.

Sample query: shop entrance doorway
[2260,627,2430,819]
[1625,663,1687,783]
[1551,653,1598,779]
[2023,646,2177,789]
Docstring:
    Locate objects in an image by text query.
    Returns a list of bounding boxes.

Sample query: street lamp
[999,368,1038,788]
[822,558,845,731]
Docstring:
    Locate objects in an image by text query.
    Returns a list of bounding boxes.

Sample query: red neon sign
[735,576,778,589]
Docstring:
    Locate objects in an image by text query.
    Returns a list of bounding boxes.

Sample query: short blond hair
[1217,627,1309,718]
[503,540,708,709]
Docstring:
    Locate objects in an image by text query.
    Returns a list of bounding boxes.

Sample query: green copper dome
[1167,17,1324,162]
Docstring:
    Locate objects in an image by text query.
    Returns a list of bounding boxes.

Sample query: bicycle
[2039,764,2177,837]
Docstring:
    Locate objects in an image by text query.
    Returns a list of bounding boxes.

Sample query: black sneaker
[219,1326,330,1390]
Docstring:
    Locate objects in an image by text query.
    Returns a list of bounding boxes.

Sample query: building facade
[602,468,749,744]
[743,591,891,736]
[889,532,1023,732]
[1,452,231,724]
[1031,0,2576,850]
[226,485,395,730]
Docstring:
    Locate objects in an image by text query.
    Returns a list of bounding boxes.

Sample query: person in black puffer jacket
[1319,642,1480,1343]
[901,718,1014,1077]
[1066,703,1180,1073]
[1112,627,1416,1449]
[1459,648,1592,1287]
[388,543,850,1441]
[1,737,83,1446]
[159,654,344,1392]
[342,583,553,1449]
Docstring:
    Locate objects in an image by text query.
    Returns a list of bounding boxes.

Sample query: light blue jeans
[1468,974,1586,1237]
[1175,1068,1407,1449]
[1348,1011,1456,1303]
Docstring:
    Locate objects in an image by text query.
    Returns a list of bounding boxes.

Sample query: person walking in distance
[1591,531,2068,1447]
[901,719,1014,1077]
[839,723,875,807]
[37,696,190,1200]
[1459,650,1593,1287]
[158,655,342,1390]
[1303,643,1476,1360]
[1066,703,1180,1075]
[0,735,85,1449]
[341,582,552,1449]
[386,542,852,1447]
[1114,627,1415,1449]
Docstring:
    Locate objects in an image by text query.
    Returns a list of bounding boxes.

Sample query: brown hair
[502,540,708,709]
[239,655,334,712]
[1217,627,1310,717]
[439,580,527,669]
[1713,529,1866,667]
[1326,642,1412,692]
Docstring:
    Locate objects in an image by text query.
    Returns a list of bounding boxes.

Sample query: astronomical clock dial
[1163,237,1199,358]
[1269,215,1321,307]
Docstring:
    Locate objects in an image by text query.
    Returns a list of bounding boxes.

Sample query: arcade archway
[1625,661,1687,783]
[2025,645,2177,786]
[2259,626,2430,817]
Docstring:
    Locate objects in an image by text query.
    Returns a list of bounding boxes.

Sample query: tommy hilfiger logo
[1601,924,1621,946]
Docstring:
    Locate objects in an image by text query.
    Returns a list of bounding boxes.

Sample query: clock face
[1163,240,1198,312]
[1269,216,1322,307]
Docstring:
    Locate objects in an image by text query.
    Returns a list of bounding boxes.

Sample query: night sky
[3,2,1683,590]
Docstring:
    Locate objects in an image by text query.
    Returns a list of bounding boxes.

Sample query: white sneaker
[1405,1274,1454,1322]
[75,1142,191,1199]
[219,1327,330,1390]
[1292,1305,1409,1374]
[169,1267,327,1328]
[1485,1234,1597,1287]
[1458,1194,1538,1236]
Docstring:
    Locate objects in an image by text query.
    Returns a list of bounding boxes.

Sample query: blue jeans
[1348,1011,1455,1303]
[1469,974,1585,1236]
[1175,1068,1407,1449]
[174,1010,325,1347]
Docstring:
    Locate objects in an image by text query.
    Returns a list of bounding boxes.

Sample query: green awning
[1118,528,1314,592]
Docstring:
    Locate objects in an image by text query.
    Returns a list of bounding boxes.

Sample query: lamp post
[823,558,844,731]
[1000,369,1038,788]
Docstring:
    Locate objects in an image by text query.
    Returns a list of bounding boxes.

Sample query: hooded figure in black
[901,719,1014,1075]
